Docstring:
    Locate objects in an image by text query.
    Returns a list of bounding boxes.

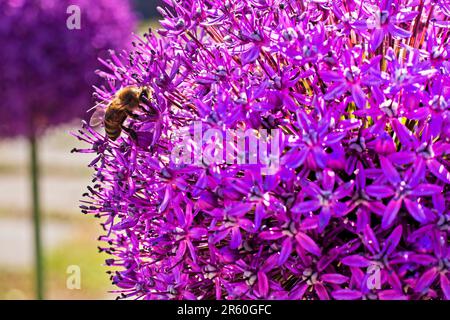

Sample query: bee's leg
[140,95,149,104]
[139,87,150,101]
[125,109,140,120]
[139,90,153,113]
[121,125,137,141]
[139,99,158,117]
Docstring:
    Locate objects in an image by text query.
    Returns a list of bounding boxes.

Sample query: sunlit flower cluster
[76,0,450,300]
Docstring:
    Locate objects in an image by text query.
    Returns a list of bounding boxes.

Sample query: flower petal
[440,274,450,300]
[322,168,336,191]
[392,11,418,23]
[283,147,308,169]
[257,271,269,298]
[292,200,321,213]
[366,185,395,198]
[315,283,330,300]
[319,206,331,231]
[415,267,438,293]
[259,229,284,240]
[410,184,443,197]
[388,24,411,38]
[341,255,371,267]
[230,227,242,249]
[295,232,321,256]
[363,224,380,254]
[380,156,401,185]
[427,159,450,184]
[391,119,416,148]
[189,227,208,239]
[320,70,342,82]
[370,28,385,51]
[332,289,363,300]
[383,225,403,256]
[378,290,407,300]
[322,273,348,284]
[351,85,367,109]
[241,45,260,65]
[382,198,402,229]
[278,237,292,266]
[288,283,308,299]
[404,198,427,223]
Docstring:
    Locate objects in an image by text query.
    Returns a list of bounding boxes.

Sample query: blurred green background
[0,125,113,299]
[0,0,162,300]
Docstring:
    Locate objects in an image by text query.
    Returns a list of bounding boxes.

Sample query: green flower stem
[30,134,44,300]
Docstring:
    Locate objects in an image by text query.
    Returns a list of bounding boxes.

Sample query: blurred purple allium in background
[76,0,450,300]
[0,0,136,137]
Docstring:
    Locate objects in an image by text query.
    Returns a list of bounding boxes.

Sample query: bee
[90,86,150,141]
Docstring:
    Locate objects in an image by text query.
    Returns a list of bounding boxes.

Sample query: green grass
[44,227,114,298]
[0,217,115,300]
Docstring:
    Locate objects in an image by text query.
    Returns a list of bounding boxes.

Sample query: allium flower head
[76,0,450,300]
[0,0,136,137]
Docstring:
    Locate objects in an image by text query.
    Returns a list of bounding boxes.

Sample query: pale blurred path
[0,123,112,299]
[0,124,93,215]
[0,218,74,268]
[0,176,90,216]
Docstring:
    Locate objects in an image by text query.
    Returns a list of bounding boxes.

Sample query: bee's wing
[89,107,106,127]
[86,97,109,113]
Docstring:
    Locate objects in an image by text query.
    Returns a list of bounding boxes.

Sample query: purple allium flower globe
[76,0,450,300]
